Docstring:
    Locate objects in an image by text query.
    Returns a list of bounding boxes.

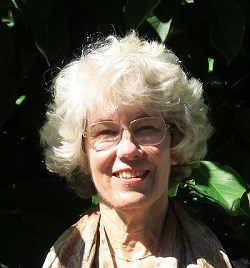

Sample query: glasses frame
[83,117,171,151]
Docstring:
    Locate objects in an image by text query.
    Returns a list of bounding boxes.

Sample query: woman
[41,32,232,267]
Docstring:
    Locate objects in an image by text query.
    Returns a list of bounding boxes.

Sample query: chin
[103,191,162,211]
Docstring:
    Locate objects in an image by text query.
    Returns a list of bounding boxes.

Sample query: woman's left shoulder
[169,199,233,268]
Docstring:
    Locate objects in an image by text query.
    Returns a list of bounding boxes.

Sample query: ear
[170,125,183,165]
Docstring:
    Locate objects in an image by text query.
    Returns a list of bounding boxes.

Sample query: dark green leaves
[147,15,171,43]
[197,0,244,64]
[189,161,250,216]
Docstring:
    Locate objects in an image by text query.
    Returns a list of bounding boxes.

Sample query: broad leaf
[197,0,244,64]
[189,161,249,216]
[124,0,161,29]
[147,15,171,43]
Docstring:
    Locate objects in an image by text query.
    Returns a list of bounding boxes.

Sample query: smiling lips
[114,170,149,179]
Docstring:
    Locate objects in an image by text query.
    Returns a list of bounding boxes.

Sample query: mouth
[114,170,150,179]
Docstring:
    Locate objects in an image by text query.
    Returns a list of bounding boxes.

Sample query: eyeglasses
[83,117,170,151]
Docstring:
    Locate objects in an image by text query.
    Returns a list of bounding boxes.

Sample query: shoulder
[42,206,100,268]
[169,199,232,267]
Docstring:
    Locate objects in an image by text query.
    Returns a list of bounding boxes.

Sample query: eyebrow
[135,113,153,119]
[89,119,114,125]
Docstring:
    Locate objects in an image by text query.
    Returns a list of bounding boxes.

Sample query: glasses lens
[130,117,166,145]
[86,117,167,151]
[87,121,121,151]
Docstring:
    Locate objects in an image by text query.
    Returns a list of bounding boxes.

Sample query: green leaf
[197,0,244,64]
[15,95,26,105]
[0,8,15,27]
[10,0,19,8]
[208,57,214,73]
[147,15,171,43]
[124,0,161,29]
[189,161,249,216]
[168,184,179,197]
[92,195,99,206]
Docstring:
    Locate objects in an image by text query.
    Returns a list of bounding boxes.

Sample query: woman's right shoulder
[42,206,100,268]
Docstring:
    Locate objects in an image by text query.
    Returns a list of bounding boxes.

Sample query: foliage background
[0,0,250,267]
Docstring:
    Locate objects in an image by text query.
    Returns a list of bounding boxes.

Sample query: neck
[99,195,168,257]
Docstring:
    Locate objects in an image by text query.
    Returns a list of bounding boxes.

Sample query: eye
[134,124,161,134]
[89,125,120,139]
[96,129,119,137]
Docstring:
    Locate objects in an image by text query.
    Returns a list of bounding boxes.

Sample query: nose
[116,129,143,160]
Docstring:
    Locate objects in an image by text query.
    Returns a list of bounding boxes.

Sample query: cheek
[84,139,108,175]
[146,143,171,169]
[88,150,115,177]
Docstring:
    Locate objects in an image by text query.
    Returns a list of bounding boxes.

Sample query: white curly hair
[40,31,213,198]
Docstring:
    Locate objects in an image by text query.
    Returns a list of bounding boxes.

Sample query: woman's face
[84,107,176,210]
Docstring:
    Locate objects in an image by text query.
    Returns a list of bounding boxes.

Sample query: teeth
[116,170,146,179]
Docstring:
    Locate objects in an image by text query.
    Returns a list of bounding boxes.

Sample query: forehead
[87,104,162,124]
